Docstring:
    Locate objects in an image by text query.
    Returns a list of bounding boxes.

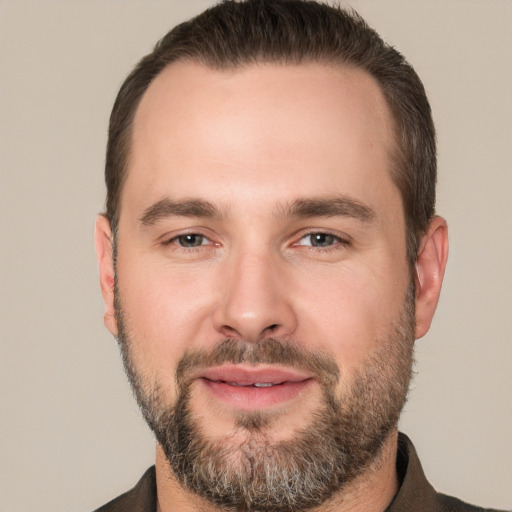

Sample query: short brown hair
[105,0,436,264]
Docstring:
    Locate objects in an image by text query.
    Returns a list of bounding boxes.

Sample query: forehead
[123,60,398,218]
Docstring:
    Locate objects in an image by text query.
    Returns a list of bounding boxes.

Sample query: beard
[114,285,415,512]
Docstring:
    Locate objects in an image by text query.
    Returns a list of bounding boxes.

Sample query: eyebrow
[139,194,375,227]
[283,196,376,223]
[139,198,220,226]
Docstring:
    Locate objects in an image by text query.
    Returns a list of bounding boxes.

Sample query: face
[100,61,420,510]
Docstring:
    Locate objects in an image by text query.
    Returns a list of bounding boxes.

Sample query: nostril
[265,324,279,332]
[220,325,240,338]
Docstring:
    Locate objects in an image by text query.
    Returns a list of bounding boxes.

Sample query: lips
[200,365,311,386]
[195,365,314,410]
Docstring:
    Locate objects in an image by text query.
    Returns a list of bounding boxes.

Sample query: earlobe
[414,216,449,340]
[94,215,118,337]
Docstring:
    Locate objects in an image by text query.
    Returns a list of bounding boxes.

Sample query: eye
[174,234,209,248]
[296,232,343,248]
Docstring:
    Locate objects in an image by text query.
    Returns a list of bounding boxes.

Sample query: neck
[155,430,399,512]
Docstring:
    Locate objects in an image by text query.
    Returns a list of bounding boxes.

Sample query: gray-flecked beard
[114,285,415,512]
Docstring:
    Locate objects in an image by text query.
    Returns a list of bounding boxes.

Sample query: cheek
[293,262,408,372]
[115,257,215,382]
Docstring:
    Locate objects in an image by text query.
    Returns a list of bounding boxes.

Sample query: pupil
[312,233,333,247]
[179,234,202,247]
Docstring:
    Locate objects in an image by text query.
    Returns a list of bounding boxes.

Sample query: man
[93,1,503,511]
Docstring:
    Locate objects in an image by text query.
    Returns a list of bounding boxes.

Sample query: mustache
[175,338,340,389]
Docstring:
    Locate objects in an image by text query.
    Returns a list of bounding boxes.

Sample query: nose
[212,249,297,342]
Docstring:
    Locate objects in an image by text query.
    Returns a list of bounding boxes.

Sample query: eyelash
[161,231,349,254]
[161,232,215,250]
[293,231,350,252]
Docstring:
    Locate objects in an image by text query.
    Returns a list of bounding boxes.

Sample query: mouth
[212,381,285,388]
[195,365,315,410]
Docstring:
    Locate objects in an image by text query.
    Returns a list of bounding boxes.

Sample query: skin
[95,61,448,511]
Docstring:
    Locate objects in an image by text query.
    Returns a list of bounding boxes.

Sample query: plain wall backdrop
[1,1,511,511]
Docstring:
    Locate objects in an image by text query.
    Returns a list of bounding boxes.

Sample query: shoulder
[389,434,508,512]
[92,467,156,512]
[435,493,507,512]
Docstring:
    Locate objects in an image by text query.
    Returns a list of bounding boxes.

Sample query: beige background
[1,1,511,511]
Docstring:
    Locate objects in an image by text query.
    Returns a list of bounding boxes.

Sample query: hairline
[110,55,409,237]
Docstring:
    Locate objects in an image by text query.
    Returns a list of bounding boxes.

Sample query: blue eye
[175,234,207,247]
[299,233,340,248]
[310,233,337,247]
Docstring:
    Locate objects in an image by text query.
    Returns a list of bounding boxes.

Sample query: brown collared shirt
[93,433,507,512]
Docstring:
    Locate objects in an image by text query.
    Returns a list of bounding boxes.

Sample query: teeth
[222,381,280,387]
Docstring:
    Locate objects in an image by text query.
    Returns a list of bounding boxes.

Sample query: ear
[414,216,449,340]
[94,215,118,337]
